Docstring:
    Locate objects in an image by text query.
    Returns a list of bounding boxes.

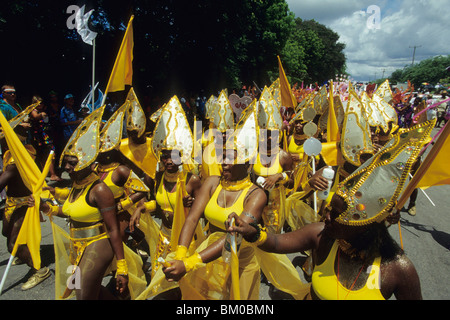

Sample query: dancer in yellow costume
[200,91,235,180]
[33,107,144,299]
[252,87,293,234]
[119,88,158,180]
[0,104,51,290]
[164,107,310,300]
[229,120,434,300]
[129,96,202,299]
[97,102,149,244]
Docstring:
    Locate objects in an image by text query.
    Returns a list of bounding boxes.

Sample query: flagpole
[92,38,96,110]
[0,255,14,295]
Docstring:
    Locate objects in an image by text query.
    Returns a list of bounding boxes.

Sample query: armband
[174,245,188,260]
[183,252,203,273]
[41,204,59,217]
[144,200,156,213]
[116,259,128,276]
[280,172,290,184]
[246,223,268,246]
[119,197,134,211]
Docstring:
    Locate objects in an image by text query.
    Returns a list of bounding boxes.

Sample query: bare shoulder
[382,253,422,300]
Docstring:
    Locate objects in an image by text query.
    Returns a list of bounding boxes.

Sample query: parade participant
[0,104,51,290]
[252,87,293,234]
[31,107,130,299]
[200,91,235,180]
[227,120,435,300]
[119,88,158,180]
[97,102,150,244]
[29,96,62,181]
[163,107,310,300]
[163,107,265,299]
[130,95,202,300]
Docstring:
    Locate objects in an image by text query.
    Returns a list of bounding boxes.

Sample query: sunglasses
[3,91,16,95]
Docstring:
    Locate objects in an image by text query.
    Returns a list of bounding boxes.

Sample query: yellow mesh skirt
[179,232,260,300]
[51,221,147,300]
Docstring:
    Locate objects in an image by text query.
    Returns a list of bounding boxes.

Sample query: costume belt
[69,222,106,239]
[4,196,29,222]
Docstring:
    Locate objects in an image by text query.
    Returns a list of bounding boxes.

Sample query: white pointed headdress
[60,105,105,171]
[335,120,434,226]
[151,95,194,164]
[125,88,146,138]
[225,99,258,164]
[99,102,127,153]
[210,90,235,132]
[341,89,374,166]
[257,86,283,131]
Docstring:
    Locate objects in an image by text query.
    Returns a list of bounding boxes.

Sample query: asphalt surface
[0,128,449,301]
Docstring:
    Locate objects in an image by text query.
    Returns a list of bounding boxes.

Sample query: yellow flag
[11,151,54,269]
[277,56,297,108]
[327,81,340,142]
[104,15,134,94]
[0,108,56,270]
[397,119,448,209]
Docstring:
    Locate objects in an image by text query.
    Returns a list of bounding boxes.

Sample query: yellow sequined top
[253,153,283,177]
[62,178,103,223]
[204,182,252,230]
[312,241,384,300]
[99,163,125,199]
[155,174,177,213]
[288,136,305,158]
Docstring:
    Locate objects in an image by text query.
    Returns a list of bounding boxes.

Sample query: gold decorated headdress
[204,95,217,120]
[210,90,235,132]
[149,104,165,123]
[335,120,434,226]
[0,102,38,141]
[374,79,393,104]
[99,102,127,153]
[257,86,284,131]
[60,105,105,171]
[313,85,329,115]
[151,95,193,164]
[341,89,374,166]
[125,87,146,138]
[269,78,281,108]
[361,91,398,134]
[225,100,258,164]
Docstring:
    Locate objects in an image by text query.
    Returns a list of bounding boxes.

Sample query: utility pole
[409,45,422,65]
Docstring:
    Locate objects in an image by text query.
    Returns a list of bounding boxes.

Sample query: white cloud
[286,0,450,82]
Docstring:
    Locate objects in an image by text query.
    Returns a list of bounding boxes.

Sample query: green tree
[271,18,346,86]
[389,55,450,89]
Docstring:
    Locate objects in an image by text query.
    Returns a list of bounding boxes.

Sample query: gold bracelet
[254,228,268,246]
[116,259,128,276]
[144,200,156,213]
[42,204,59,217]
[280,172,289,185]
[174,245,188,260]
[183,252,202,273]
[119,197,134,211]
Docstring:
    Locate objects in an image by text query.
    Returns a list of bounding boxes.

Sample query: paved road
[1,131,449,300]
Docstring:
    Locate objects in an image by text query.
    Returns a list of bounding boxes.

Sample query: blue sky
[286,0,450,82]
